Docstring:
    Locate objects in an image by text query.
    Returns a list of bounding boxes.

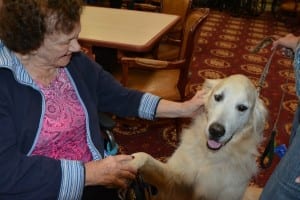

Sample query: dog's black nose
[209,122,225,139]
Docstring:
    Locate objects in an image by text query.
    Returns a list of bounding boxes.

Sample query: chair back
[161,0,192,24]
[179,8,208,59]
[177,8,209,98]
[160,0,192,39]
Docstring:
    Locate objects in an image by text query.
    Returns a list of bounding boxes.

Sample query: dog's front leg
[129,152,169,190]
[130,153,196,200]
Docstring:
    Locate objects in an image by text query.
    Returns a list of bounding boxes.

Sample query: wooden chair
[113,8,209,135]
[116,8,209,102]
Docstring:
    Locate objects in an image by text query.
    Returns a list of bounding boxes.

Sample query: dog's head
[202,74,267,150]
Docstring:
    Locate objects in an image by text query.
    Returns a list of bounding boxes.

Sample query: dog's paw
[129,152,151,169]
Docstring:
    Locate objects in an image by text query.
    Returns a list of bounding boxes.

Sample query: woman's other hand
[272,33,300,52]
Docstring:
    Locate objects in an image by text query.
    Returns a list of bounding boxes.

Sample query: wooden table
[79,6,180,52]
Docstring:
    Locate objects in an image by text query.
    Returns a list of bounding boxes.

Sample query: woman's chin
[58,55,72,66]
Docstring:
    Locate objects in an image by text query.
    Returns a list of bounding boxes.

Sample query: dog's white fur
[129,74,267,200]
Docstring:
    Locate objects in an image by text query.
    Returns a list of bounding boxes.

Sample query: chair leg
[121,63,129,86]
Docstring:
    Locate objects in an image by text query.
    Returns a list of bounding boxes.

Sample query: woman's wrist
[155,99,185,118]
[84,162,94,186]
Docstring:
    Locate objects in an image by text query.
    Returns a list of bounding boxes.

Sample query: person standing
[260,33,300,199]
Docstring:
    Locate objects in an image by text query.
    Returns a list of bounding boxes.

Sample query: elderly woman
[0,0,204,199]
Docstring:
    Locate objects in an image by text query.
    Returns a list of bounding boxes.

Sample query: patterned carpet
[112,10,299,187]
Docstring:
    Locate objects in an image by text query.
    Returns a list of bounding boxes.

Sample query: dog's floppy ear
[253,93,268,136]
[202,78,223,104]
[202,78,222,91]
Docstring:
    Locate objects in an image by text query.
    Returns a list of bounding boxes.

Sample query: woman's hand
[180,90,207,118]
[296,176,300,184]
[84,155,137,189]
[155,90,206,118]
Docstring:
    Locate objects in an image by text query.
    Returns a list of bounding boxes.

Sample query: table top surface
[79,6,180,52]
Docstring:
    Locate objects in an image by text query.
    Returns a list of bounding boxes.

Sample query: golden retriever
[128,74,268,200]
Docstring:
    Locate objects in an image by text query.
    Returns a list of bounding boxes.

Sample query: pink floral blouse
[31,68,92,163]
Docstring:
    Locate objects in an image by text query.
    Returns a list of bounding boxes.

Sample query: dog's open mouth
[207,139,222,150]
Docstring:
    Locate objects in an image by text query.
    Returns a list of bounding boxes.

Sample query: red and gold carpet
[113,10,299,188]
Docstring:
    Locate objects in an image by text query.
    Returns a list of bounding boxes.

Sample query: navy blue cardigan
[0,49,158,199]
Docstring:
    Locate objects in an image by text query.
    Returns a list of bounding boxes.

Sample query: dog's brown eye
[237,105,248,112]
[214,94,223,102]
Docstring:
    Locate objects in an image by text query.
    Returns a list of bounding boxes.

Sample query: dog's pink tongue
[207,140,222,149]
